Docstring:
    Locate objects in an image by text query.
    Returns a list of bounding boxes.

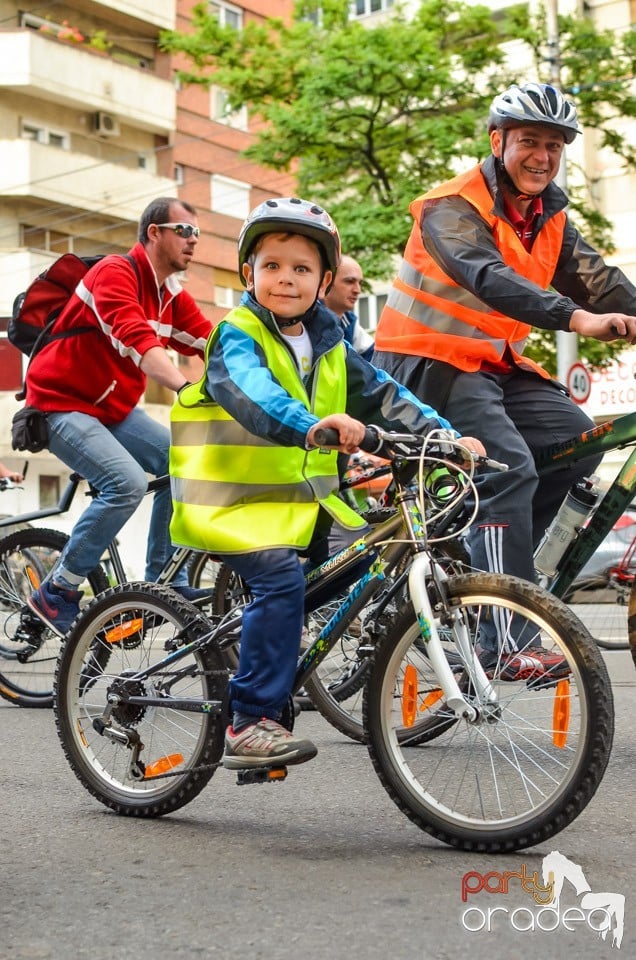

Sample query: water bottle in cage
[534,475,600,578]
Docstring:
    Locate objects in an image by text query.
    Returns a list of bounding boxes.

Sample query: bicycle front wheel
[54,583,227,817]
[364,573,614,853]
[0,528,109,708]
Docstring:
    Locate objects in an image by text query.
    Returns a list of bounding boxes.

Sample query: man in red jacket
[26,196,213,634]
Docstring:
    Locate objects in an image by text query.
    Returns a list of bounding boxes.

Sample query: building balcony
[0,31,175,134]
[0,139,177,220]
[92,0,176,31]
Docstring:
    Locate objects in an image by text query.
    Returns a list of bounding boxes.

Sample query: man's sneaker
[28,582,83,636]
[171,584,214,604]
[223,718,318,769]
[476,644,570,682]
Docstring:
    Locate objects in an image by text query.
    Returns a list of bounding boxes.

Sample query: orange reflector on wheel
[25,565,41,590]
[419,688,444,712]
[143,753,184,778]
[104,619,143,644]
[553,679,570,748]
[401,664,418,727]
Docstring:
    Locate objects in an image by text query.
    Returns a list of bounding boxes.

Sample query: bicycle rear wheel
[0,528,109,708]
[364,573,614,852]
[187,551,223,593]
[54,583,227,817]
[628,579,636,668]
[564,577,630,650]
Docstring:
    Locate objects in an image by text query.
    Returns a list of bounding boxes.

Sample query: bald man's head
[324,255,363,317]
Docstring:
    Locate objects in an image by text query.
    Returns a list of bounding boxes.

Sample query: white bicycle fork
[407,553,498,721]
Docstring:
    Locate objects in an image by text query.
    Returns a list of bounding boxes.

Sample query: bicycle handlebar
[313,425,508,472]
[313,426,383,453]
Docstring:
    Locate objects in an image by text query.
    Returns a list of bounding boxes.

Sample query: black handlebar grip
[313,426,381,453]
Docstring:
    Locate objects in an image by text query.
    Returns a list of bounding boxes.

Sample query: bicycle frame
[101,470,495,733]
[534,411,636,598]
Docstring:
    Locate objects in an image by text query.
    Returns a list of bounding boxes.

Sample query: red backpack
[9,253,139,357]
[9,253,140,400]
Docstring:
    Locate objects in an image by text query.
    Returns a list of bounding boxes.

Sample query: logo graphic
[461,850,625,948]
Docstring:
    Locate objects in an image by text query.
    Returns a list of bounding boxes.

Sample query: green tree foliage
[161,0,636,372]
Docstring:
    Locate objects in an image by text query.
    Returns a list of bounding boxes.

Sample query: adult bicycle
[0,473,220,709]
[531,411,636,653]
[53,426,613,853]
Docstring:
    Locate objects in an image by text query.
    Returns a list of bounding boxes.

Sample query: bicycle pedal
[235,766,288,786]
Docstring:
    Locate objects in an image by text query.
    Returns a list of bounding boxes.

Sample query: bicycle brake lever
[480,456,509,472]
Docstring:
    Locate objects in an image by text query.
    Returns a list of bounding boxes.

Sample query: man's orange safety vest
[375,164,566,378]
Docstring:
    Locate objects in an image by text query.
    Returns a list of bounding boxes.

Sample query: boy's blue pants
[224,548,306,720]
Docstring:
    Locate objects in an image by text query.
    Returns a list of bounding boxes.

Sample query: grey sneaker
[223,718,317,769]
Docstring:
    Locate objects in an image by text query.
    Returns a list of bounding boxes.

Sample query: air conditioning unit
[94,111,120,137]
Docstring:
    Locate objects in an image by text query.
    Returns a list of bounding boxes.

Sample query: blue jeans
[224,548,305,720]
[45,408,187,588]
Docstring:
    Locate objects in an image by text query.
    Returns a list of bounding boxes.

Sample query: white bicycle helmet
[238,197,341,285]
[488,82,580,144]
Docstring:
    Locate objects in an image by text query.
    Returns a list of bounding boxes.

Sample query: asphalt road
[1,647,634,960]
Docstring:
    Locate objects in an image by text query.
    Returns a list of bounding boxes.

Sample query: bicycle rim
[54,583,226,816]
[364,573,614,852]
[0,528,108,707]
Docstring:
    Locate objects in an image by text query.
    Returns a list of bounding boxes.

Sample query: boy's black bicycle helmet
[238,197,341,285]
[488,82,580,144]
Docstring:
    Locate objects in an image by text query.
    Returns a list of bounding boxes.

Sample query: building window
[39,475,60,510]
[211,175,250,219]
[210,87,248,131]
[209,2,242,29]
[20,120,69,149]
[20,224,73,254]
[174,163,185,185]
[350,0,394,17]
[357,293,387,332]
[214,286,243,308]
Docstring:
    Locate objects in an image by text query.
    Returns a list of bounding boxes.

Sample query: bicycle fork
[407,554,497,721]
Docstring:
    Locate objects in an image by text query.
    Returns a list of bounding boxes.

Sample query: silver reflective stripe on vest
[171,420,273,447]
[398,261,491,313]
[386,288,505,347]
[172,474,337,508]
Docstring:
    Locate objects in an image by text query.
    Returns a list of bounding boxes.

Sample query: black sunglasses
[156,222,200,239]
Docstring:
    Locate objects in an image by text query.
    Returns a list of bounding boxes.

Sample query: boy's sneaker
[476,644,570,682]
[171,584,214,604]
[28,582,83,636]
[223,718,318,769]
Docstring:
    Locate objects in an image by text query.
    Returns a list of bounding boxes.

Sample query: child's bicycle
[52,426,613,853]
[0,473,220,709]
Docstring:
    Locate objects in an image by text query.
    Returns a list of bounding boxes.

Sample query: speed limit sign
[566,362,591,405]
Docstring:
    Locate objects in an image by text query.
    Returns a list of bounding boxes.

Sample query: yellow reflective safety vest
[375,164,567,378]
[170,306,366,554]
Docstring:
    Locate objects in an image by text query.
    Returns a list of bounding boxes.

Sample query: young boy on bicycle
[170,197,484,769]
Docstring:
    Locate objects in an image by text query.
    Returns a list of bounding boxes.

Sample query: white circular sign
[566,362,591,404]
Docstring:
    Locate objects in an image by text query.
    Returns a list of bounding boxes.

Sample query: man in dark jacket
[26,196,213,634]
[374,82,636,680]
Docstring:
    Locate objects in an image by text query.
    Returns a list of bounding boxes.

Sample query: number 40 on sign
[566,362,591,405]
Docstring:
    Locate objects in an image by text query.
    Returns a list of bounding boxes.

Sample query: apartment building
[1,0,635,567]
[0,0,295,571]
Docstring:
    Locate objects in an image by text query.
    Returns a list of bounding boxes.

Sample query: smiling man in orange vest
[374,81,636,680]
